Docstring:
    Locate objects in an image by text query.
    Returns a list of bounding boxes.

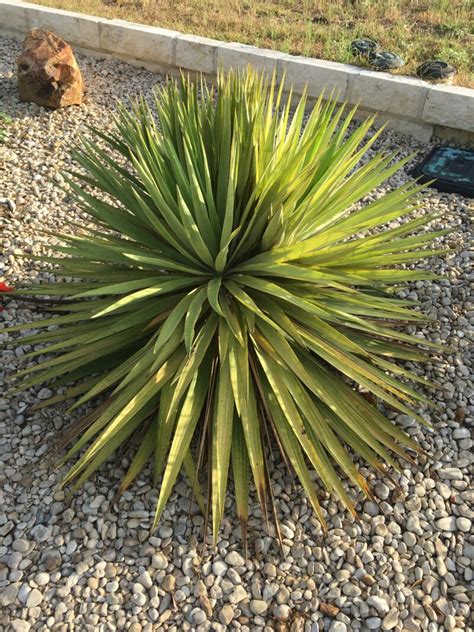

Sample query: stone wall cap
[348,67,429,87]
[282,55,361,74]
[176,33,222,46]
[219,42,288,58]
[105,19,181,37]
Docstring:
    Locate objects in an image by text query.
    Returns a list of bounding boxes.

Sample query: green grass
[33,0,473,87]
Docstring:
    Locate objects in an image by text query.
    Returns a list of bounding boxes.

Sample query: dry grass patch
[32,0,473,87]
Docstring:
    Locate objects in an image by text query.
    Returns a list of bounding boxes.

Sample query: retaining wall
[1,0,473,143]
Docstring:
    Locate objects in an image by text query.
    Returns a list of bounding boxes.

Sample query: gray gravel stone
[0,582,20,606]
[366,617,382,629]
[40,548,61,571]
[191,607,207,624]
[37,387,53,400]
[30,524,52,542]
[12,538,30,553]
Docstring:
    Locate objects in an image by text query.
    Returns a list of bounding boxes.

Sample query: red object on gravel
[0,282,14,311]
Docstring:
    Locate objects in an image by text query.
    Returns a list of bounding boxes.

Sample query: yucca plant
[12,69,445,547]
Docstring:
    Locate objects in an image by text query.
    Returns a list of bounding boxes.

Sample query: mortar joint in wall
[171,34,177,68]
[416,85,430,121]
[345,69,360,103]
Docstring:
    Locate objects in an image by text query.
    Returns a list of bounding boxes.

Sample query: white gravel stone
[250,599,268,615]
[273,604,291,620]
[342,583,361,597]
[228,584,248,604]
[367,595,390,614]
[138,570,153,589]
[438,467,463,480]
[26,588,43,607]
[34,572,50,586]
[382,608,399,629]
[11,621,31,632]
[456,517,471,532]
[212,560,227,576]
[219,604,234,625]
[151,552,168,569]
[436,517,457,531]
[406,514,423,535]
[225,550,245,566]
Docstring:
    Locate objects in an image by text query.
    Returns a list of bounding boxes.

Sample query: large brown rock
[17,28,84,108]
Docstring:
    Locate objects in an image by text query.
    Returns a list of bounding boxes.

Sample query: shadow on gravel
[0,75,16,99]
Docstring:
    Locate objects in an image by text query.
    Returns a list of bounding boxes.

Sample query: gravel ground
[0,35,473,632]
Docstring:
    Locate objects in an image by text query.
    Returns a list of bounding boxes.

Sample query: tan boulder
[17,28,84,108]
